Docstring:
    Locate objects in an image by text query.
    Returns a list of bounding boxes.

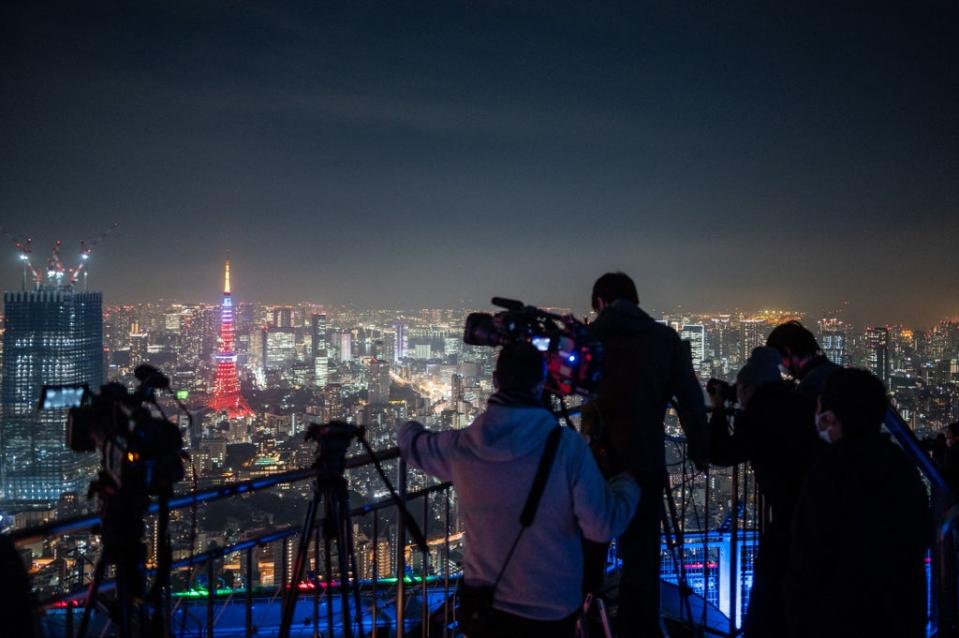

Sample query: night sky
[1,2,957,325]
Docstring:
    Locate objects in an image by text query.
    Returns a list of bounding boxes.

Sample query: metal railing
[14,447,460,638]
[14,406,951,638]
[883,406,956,638]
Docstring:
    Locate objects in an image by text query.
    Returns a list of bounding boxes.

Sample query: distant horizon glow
[1,3,956,327]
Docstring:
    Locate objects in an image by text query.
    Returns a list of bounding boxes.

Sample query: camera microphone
[491,297,525,311]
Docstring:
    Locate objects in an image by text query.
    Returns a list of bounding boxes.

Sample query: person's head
[815,368,888,444]
[493,341,547,396]
[591,272,639,312]
[947,422,959,447]
[765,321,821,377]
[735,346,783,409]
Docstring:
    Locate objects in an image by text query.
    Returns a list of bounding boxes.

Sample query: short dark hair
[591,272,639,311]
[820,368,888,438]
[766,321,820,358]
[494,341,546,392]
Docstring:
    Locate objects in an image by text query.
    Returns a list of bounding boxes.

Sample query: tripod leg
[76,555,107,638]
[344,497,365,638]
[323,494,336,638]
[279,493,320,638]
[333,490,354,638]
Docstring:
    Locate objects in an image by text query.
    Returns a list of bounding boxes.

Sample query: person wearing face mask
[706,347,824,637]
[786,368,929,638]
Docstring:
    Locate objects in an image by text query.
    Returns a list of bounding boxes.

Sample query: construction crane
[2,224,118,291]
[1,227,41,290]
[68,223,118,290]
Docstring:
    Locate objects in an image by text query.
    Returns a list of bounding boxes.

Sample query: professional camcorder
[464,297,603,397]
[44,364,186,496]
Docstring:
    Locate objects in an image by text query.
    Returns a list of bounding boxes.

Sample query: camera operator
[765,321,839,401]
[787,369,929,638]
[580,272,708,637]
[396,341,640,637]
[706,347,824,637]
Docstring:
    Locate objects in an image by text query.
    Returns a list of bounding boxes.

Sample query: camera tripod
[278,423,428,638]
[75,482,174,638]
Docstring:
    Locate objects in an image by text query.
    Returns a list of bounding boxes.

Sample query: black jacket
[787,433,930,638]
[582,300,708,475]
[709,381,824,530]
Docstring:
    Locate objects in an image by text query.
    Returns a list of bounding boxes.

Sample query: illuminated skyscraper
[369,359,391,405]
[272,306,294,328]
[818,318,847,366]
[339,331,353,363]
[865,326,890,385]
[2,280,103,502]
[263,328,296,370]
[393,322,408,362]
[680,324,707,376]
[312,314,329,388]
[209,260,253,417]
[740,319,766,361]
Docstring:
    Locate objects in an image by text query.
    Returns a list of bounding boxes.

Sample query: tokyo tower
[209,260,253,417]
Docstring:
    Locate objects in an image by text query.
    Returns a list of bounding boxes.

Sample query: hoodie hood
[590,299,657,338]
[463,403,558,462]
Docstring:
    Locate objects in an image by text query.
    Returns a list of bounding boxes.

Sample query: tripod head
[303,420,428,553]
[305,420,363,482]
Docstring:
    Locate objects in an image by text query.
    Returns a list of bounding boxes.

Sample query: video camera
[464,297,603,397]
[304,420,362,479]
[42,364,186,496]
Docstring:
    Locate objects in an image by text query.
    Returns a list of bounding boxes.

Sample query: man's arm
[671,336,709,469]
[708,408,748,466]
[569,432,642,542]
[395,420,457,482]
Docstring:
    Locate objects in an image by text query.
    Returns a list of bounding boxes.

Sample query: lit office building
[680,324,707,376]
[818,318,847,366]
[865,326,890,384]
[2,288,103,502]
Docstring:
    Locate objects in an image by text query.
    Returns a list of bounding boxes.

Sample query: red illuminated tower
[209,260,253,417]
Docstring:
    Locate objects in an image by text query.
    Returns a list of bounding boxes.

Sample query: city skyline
[2,2,957,326]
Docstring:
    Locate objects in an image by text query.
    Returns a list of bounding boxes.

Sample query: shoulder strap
[520,426,563,526]
[492,426,563,590]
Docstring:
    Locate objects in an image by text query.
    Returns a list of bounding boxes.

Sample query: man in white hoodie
[396,341,641,637]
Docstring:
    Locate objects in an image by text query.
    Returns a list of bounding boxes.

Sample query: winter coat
[396,400,640,621]
[787,433,930,638]
[582,299,709,476]
[709,381,825,530]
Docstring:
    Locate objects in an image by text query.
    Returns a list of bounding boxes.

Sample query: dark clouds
[1,1,957,325]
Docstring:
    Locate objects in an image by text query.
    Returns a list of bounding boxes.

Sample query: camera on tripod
[43,364,186,496]
[464,297,603,397]
[304,420,362,475]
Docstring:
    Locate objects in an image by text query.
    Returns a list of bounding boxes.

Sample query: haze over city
[2,1,957,324]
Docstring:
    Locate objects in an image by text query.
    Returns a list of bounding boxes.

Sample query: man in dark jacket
[765,320,839,401]
[787,369,929,638]
[581,272,708,637]
[708,347,824,636]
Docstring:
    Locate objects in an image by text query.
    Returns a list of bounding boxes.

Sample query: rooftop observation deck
[8,406,954,638]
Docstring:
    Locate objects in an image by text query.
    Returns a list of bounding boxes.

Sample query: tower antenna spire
[224,259,231,295]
